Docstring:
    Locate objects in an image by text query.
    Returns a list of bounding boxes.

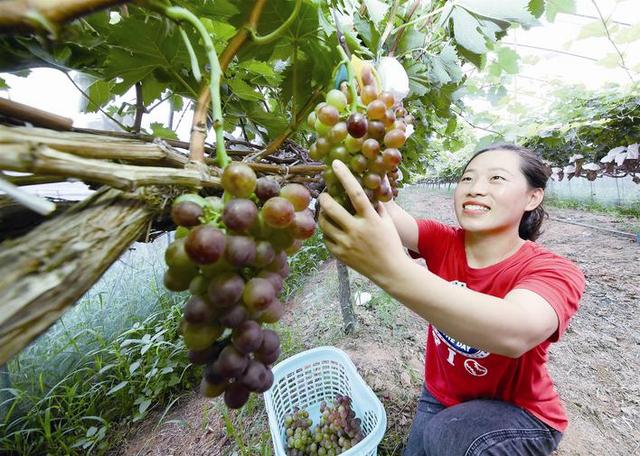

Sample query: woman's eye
[491,176,505,181]
[460,176,471,182]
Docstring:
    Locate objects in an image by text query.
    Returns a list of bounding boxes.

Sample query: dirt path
[114,186,640,456]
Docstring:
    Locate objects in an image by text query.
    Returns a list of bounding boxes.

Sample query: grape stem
[161,6,229,168]
[178,26,202,83]
[248,0,301,45]
[336,46,358,112]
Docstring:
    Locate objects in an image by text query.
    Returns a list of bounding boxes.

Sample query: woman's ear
[525,188,544,211]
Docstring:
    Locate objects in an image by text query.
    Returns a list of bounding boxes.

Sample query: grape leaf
[150,122,178,140]
[528,0,545,18]
[238,59,281,85]
[84,79,115,113]
[456,0,537,27]
[363,0,390,26]
[577,21,607,40]
[495,47,519,74]
[228,78,263,101]
[0,77,8,89]
[544,0,575,22]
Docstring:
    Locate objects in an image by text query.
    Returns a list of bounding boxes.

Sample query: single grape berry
[222,198,258,232]
[346,113,368,138]
[262,197,295,229]
[184,225,225,264]
[280,184,311,212]
[255,177,281,202]
[221,162,257,198]
[171,201,203,227]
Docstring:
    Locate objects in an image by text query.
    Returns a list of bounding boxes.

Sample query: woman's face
[453,149,542,236]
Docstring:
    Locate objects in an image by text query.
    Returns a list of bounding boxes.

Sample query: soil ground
[113,186,640,456]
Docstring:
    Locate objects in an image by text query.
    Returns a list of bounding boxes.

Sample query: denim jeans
[403,385,563,456]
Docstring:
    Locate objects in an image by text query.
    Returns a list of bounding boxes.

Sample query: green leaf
[241,101,289,137]
[457,0,537,27]
[238,59,281,85]
[202,18,237,42]
[545,0,575,22]
[150,122,178,140]
[354,14,381,51]
[577,21,606,40]
[398,28,428,55]
[363,0,390,26]
[496,46,519,74]
[598,53,620,69]
[615,23,640,44]
[528,0,545,18]
[0,76,9,89]
[451,7,489,54]
[85,79,115,113]
[142,75,166,106]
[227,78,263,101]
[107,381,128,395]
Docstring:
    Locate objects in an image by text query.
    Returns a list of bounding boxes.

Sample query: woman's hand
[318,160,406,282]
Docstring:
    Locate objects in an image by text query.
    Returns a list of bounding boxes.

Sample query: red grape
[280,184,311,212]
[262,197,295,229]
[171,201,203,227]
[222,198,258,232]
[255,177,281,202]
[346,113,367,138]
[185,226,225,264]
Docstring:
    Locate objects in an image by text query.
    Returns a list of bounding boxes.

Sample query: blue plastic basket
[264,346,387,455]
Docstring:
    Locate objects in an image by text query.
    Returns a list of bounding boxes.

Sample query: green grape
[221,162,257,198]
[363,173,382,190]
[344,135,364,153]
[181,320,223,351]
[328,145,349,163]
[325,89,347,111]
[349,154,368,174]
[314,118,331,136]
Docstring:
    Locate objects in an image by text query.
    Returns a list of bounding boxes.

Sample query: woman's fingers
[318,192,353,230]
[318,211,347,246]
[331,160,378,219]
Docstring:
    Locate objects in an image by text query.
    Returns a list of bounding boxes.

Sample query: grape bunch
[307,62,411,209]
[164,162,316,409]
[284,395,364,455]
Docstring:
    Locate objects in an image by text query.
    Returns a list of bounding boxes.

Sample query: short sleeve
[514,256,585,342]
[415,219,458,264]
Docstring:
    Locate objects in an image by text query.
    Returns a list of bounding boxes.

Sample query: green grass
[0,232,330,455]
[545,196,640,219]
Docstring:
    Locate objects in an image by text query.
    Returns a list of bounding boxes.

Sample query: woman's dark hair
[461,143,549,242]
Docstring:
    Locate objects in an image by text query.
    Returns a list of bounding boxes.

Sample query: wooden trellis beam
[0,187,155,364]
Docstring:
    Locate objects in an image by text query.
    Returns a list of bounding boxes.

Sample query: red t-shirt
[415,219,585,432]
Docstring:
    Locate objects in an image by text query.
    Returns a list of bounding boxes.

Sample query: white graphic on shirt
[432,280,490,375]
[464,359,488,377]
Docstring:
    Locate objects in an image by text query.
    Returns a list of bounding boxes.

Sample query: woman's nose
[466,179,488,196]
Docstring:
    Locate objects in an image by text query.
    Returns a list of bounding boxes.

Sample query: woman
[317,144,585,455]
